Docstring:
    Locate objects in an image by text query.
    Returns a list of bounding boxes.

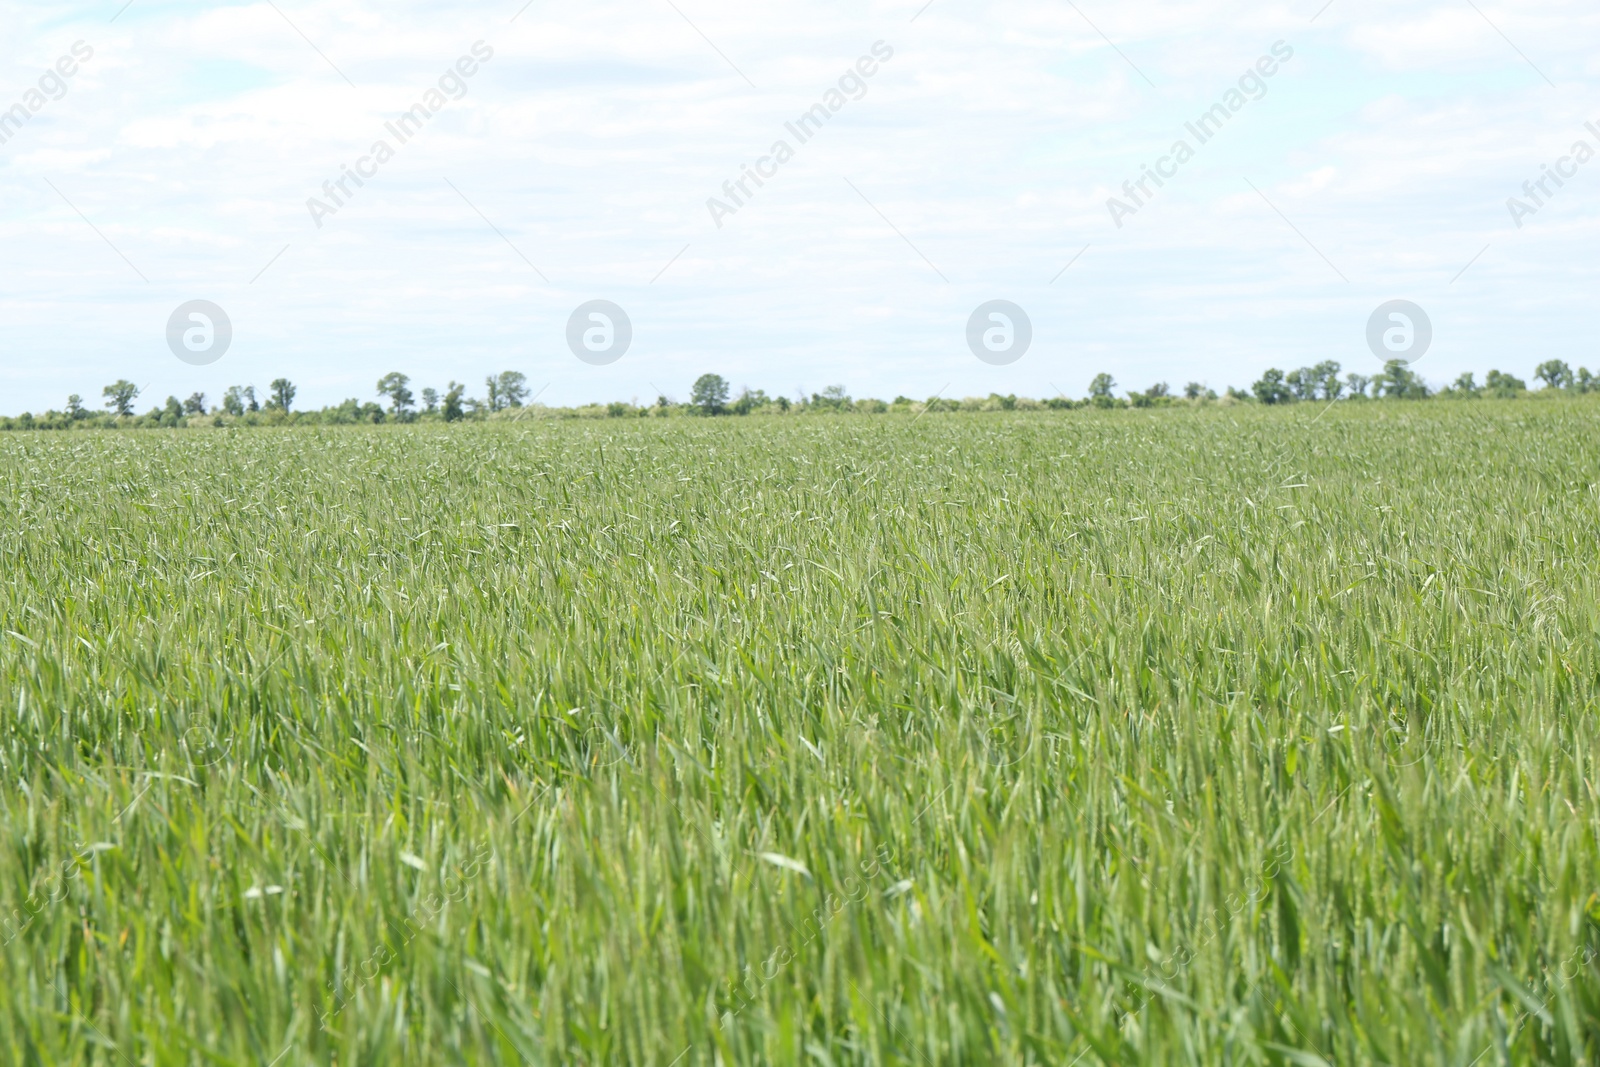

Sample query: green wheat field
[3,401,1598,1065]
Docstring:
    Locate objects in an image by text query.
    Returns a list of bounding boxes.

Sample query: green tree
[1088,373,1116,399]
[269,379,296,412]
[1577,367,1595,394]
[1252,369,1292,405]
[442,382,466,422]
[1485,370,1526,398]
[1311,361,1343,400]
[810,385,850,412]
[1344,373,1371,399]
[66,394,87,420]
[421,387,440,413]
[162,396,184,426]
[1376,360,1428,399]
[102,380,139,416]
[1534,360,1574,391]
[1285,368,1317,401]
[691,374,730,415]
[1449,373,1482,397]
[496,371,529,409]
[377,372,415,414]
[182,392,207,415]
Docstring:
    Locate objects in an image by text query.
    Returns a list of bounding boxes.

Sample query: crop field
[2,401,1598,1065]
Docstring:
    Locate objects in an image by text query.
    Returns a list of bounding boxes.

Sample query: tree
[1144,382,1169,399]
[1344,373,1371,399]
[496,371,529,409]
[1577,367,1595,394]
[1534,360,1574,391]
[376,372,415,414]
[66,394,87,419]
[421,387,439,413]
[1252,369,1293,405]
[442,381,466,422]
[1450,373,1482,397]
[1311,361,1343,400]
[1285,368,1317,401]
[103,380,139,416]
[1485,370,1526,398]
[222,385,259,413]
[1183,382,1206,400]
[1088,373,1116,399]
[1376,360,1428,399]
[183,392,207,415]
[162,396,184,425]
[810,384,850,412]
[691,374,730,415]
[269,379,296,412]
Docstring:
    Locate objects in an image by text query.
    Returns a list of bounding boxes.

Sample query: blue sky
[2,0,1596,411]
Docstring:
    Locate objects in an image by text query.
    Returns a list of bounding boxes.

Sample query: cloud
[0,0,1596,412]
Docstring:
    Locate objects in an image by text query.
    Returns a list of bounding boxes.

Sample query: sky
[1,0,1597,411]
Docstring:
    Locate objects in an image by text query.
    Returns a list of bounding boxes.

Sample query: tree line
[3,372,530,430]
[2,362,1594,431]
[1244,359,1595,404]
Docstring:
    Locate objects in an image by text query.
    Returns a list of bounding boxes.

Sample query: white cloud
[0,0,1597,414]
